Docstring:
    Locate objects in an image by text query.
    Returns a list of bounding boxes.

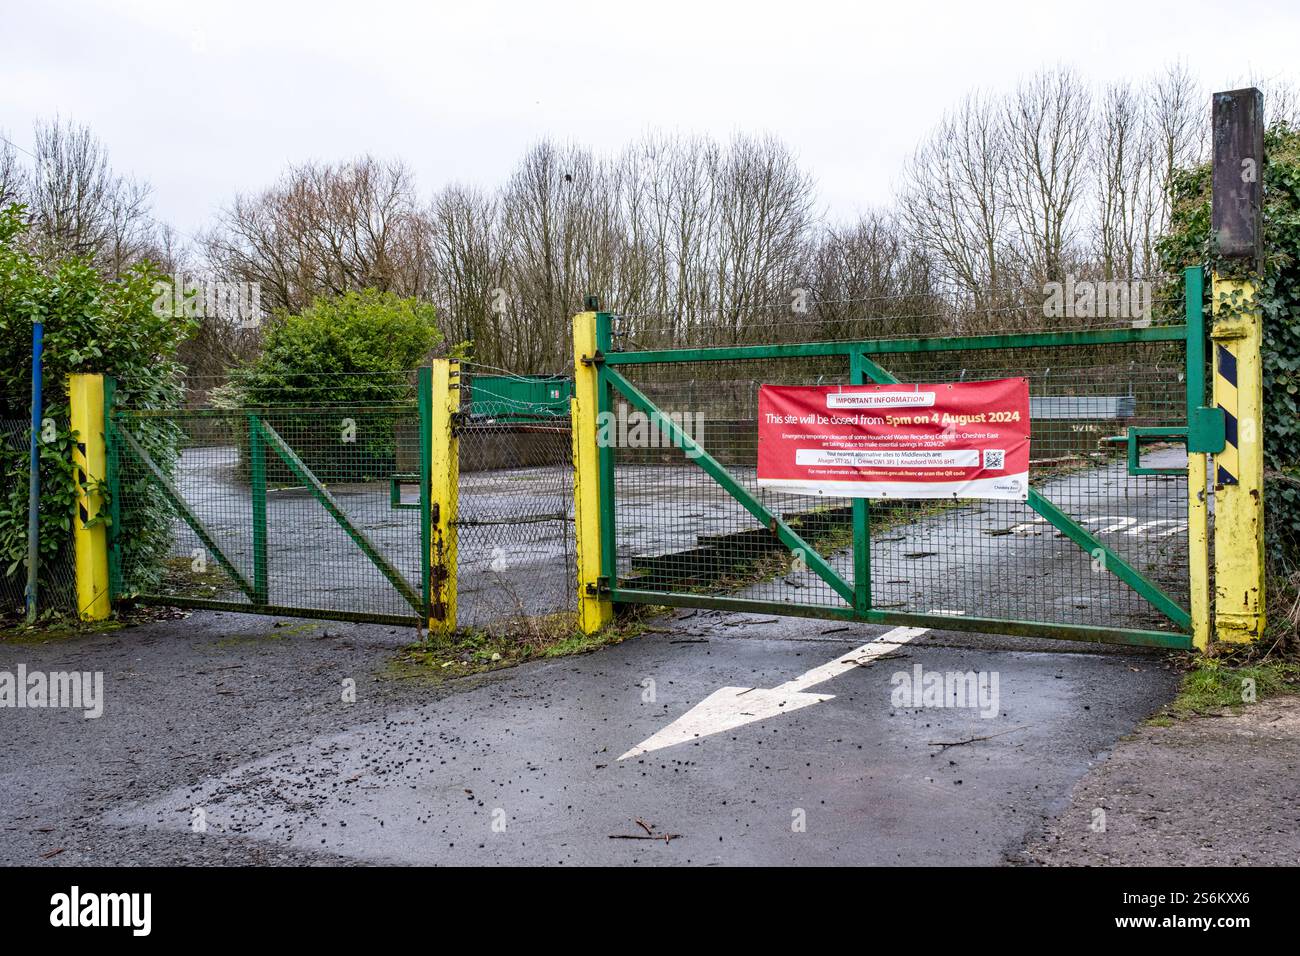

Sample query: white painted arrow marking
[618,625,930,760]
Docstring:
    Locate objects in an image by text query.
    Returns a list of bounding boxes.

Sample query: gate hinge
[580,351,606,367]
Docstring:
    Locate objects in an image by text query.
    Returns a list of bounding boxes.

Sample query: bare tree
[0,136,25,211]
[1001,67,1092,284]
[807,210,939,340]
[897,93,1008,306]
[24,118,156,274]
[428,183,507,357]
[205,155,431,314]
[1095,82,1136,276]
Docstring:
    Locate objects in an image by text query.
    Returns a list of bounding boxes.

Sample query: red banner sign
[757,378,1031,500]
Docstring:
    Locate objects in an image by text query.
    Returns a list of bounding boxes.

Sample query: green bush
[0,204,195,611]
[1158,121,1300,573]
[222,290,440,484]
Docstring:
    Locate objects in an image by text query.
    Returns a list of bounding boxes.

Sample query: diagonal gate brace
[255,419,425,615]
[114,422,258,602]
[854,354,1192,633]
[602,366,856,606]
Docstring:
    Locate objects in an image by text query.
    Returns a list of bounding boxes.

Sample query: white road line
[618,624,930,760]
[776,625,930,692]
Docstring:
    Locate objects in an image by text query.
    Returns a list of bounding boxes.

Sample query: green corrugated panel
[468,375,572,422]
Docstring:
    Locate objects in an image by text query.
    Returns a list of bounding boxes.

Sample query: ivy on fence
[1160,122,1300,573]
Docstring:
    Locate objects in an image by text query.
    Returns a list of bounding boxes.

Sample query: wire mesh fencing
[609,273,1189,351]
[607,338,1191,634]
[0,415,78,618]
[111,373,428,626]
[105,366,579,635]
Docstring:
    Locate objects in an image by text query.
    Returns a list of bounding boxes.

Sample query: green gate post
[103,376,122,601]
[249,415,269,605]
[595,311,617,590]
[418,366,433,621]
[850,353,872,614]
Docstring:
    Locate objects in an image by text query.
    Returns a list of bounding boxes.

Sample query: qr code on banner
[983,449,1006,470]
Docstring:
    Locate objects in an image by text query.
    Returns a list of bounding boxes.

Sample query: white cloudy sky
[2,0,1296,238]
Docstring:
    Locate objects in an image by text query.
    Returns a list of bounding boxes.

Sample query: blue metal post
[25,319,43,623]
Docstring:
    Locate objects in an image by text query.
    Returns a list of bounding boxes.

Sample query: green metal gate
[585,270,1222,650]
[104,370,434,626]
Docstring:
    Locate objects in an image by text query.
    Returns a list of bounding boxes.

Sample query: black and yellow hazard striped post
[69,373,112,621]
[1210,88,1266,643]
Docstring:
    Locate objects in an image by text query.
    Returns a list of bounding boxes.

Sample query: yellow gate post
[1209,87,1267,644]
[69,373,111,621]
[1188,450,1211,651]
[428,359,460,635]
[1184,267,1214,652]
[1212,278,1266,642]
[573,308,613,634]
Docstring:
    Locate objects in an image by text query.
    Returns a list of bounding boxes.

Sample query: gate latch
[1186,406,1227,454]
[1125,427,1188,476]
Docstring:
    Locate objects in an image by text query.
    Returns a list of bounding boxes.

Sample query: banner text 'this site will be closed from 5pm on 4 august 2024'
[756,378,1031,501]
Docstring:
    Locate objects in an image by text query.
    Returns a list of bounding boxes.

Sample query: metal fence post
[249,415,269,605]
[1210,88,1267,644]
[418,366,433,621]
[850,352,871,615]
[69,373,111,621]
[1183,269,1213,652]
[573,309,614,634]
[1211,276,1266,643]
[103,375,122,602]
[428,359,460,634]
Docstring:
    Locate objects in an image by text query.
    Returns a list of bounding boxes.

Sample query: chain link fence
[0,415,78,618]
[453,365,576,634]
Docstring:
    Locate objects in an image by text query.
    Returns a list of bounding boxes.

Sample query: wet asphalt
[0,606,1180,866]
[1,447,1190,865]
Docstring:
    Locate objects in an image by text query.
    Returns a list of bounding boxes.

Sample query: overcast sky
[3,0,1297,239]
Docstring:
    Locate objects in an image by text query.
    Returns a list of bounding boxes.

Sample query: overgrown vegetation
[221,290,440,408]
[1159,122,1300,592]
[388,610,653,682]
[1154,574,1300,722]
[1160,654,1300,720]
[0,204,193,617]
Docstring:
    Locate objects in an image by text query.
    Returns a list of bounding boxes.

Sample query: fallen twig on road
[609,818,681,843]
[929,725,1027,752]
